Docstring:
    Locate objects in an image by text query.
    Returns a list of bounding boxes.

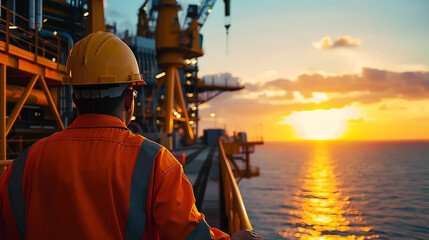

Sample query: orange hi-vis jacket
[0,114,229,240]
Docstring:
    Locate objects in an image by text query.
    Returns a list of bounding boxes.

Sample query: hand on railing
[231,229,264,240]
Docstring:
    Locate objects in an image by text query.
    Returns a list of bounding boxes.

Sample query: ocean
[238,141,429,240]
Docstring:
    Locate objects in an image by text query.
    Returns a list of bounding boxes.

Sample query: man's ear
[71,92,81,115]
[124,90,133,111]
[72,92,78,105]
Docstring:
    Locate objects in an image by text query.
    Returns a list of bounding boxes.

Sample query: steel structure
[0,0,239,156]
[0,4,67,172]
[152,0,235,148]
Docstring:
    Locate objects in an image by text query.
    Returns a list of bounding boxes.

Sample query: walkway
[175,145,223,229]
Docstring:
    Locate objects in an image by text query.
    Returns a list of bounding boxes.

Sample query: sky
[105,0,429,141]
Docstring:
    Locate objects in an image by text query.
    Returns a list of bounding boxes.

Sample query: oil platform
[0,0,262,235]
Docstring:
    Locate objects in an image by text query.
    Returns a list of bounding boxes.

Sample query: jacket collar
[68,114,128,130]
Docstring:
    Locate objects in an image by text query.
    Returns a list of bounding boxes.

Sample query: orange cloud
[199,68,429,141]
[202,68,429,118]
[313,36,361,49]
[263,68,429,101]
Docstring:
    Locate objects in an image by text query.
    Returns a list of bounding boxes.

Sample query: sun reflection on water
[279,143,379,240]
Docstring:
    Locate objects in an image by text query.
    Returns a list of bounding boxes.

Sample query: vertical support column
[174,70,195,145]
[161,66,175,149]
[194,77,199,142]
[85,0,107,35]
[0,64,7,170]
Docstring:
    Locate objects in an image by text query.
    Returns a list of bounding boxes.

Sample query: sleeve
[151,148,230,240]
[0,166,8,239]
[0,164,15,239]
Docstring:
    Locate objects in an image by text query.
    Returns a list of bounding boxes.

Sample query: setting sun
[282,107,362,140]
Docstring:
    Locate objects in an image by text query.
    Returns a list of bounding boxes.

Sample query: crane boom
[196,0,217,29]
[183,0,231,44]
[184,0,217,30]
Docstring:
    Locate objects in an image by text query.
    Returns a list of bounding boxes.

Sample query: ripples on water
[238,141,429,240]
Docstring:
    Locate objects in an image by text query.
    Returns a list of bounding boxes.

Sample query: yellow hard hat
[63,31,145,86]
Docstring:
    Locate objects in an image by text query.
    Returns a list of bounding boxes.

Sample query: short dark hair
[73,84,128,115]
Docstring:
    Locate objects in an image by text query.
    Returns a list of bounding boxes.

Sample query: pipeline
[6,84,49,106]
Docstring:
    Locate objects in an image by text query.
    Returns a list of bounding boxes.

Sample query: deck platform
[175,145,224,229]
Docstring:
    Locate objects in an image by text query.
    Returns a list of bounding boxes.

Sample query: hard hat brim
[63,74,146,86]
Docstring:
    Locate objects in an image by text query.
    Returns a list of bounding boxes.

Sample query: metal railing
[218,136,252,233]
[0,160,12,166]
[0,5,62,65]
[249,136,264,143]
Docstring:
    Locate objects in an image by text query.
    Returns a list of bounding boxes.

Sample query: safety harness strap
[186,219,213,240]
[125,139,161,240]
[8,146,32,240]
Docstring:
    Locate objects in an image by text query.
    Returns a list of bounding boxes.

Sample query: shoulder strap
[8,146,32,240]
[125,138,161,240]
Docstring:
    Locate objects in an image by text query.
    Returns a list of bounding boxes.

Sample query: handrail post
[34,23,38,62]
[57,35,61,69]
[6,9,10,52]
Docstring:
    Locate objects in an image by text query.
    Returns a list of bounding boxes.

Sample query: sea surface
[238,141,429,240]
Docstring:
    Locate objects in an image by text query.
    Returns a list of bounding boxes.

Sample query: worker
[0,32,262,240]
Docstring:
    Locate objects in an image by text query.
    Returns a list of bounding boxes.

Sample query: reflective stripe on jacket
[0,114,229,240]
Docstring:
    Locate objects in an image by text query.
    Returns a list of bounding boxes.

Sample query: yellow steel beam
[6,74,39,135]
[162,66,175,149]
[155,76,165,93]
[174,70,195,145]
[0,64,6,164]
[39,76,64,130]
[86,0,107,35]
[0,51,65,83]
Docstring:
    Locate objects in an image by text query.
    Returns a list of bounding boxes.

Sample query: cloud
[313,36,361,49]
[198,68,429,140]
[346,117,365,123]
[202,68,429,120]
[260,68,429,102]
[378,104,406,111]
[396,64,429,72]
